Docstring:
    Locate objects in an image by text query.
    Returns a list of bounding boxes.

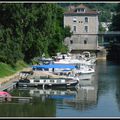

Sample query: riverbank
[0,67,32,85]
[0,66,62,87]
[0,61,29,85]
[0,61,28,78]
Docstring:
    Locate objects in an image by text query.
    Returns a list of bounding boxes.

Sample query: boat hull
[16,79,78,88]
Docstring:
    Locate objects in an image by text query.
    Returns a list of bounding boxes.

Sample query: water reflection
[18,87,77,101]
[0,66,100,117]
[0,89,56,117]
[4,73,98,117]
[63,74,98,111]
[2,61,120,117]
[114,64,120,111]
[0,96,56,117]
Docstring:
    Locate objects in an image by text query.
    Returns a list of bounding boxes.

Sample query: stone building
[64,4,99,53]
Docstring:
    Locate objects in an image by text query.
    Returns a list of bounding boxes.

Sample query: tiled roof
[64,4,98,15]
[75,4,89,9]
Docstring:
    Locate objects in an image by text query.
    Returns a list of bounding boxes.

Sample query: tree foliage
[0,3,71,65]
[109,3,120,31]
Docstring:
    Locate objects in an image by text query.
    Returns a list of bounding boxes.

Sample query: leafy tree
[0,3,72,65]
[110,3,120,31]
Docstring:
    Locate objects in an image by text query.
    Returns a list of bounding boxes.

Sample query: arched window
[70,40,73,44]
[85,17,88,23]
[73,17,77,22]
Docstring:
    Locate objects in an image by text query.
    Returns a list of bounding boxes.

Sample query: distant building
[64,4,99,53]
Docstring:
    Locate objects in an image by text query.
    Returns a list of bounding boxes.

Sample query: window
[81,8,85,12]
[85,17,88,23]
[34,80,39,82]
[73,17,77,22]
[44,80,46,83]
[51,80,54,83]
[84,38,88,44]
[84,40,87,44]
[84,26,88,32]
[70,40,73,44]
[77,8,85,13]
[73,26,76,32]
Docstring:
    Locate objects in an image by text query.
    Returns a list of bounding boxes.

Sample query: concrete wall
[64,34,98,51]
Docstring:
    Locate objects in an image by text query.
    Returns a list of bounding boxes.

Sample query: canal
[1,60,120,118]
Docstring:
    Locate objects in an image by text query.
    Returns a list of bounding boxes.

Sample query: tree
[109,3,120,31]
[0,3,72,65]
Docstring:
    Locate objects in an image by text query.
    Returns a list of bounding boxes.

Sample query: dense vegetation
[109,3,120,32]
[0,61,28,77]
[0,3,72,66]
[106,3,120,63]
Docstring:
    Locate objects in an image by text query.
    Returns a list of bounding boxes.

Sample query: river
[1,60,120,118]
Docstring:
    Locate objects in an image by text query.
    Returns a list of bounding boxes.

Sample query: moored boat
[0,91,12,101]
[16,75,79,88]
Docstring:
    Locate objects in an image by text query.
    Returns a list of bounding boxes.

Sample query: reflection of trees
[115,67,120,111]
[96,60,120,111]
[0,89,56,117]
[10,88,30,97]
[96,60,110,96]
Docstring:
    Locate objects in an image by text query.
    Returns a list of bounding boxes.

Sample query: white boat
[82,51,97,63]
[75,65,95,74]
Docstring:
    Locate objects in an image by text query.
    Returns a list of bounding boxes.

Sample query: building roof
[64,4,98,15]
[75,4,89,9]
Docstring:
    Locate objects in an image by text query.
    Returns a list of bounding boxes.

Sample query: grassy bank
[0,61,29,78]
